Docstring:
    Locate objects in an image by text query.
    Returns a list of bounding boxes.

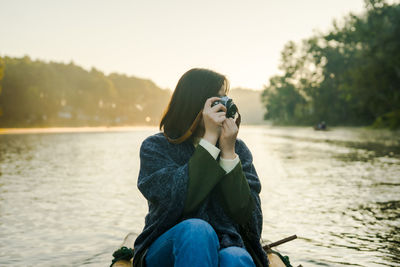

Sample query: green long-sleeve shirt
[183,144,255,225]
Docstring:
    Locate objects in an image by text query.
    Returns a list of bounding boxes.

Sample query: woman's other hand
[219,118,238,159]
[202,97,227,145]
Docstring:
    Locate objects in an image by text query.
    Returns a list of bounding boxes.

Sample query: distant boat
[314,121,327,131]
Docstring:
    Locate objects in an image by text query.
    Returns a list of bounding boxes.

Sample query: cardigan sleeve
[137,135,190,214]
[234,140,264,247]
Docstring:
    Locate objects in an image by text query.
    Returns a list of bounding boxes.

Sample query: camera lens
[211,96,237,118]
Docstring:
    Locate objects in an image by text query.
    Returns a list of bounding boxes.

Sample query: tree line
[0,56,267,128]
[0,56,171,127]
[261,0,400,129]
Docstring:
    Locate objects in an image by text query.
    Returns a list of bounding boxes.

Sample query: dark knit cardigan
[133,132,268,266]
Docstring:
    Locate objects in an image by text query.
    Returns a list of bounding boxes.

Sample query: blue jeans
[145,218,256,267]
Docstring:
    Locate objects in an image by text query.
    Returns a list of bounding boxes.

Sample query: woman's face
[196,80,227,136]
[218,80,227,97]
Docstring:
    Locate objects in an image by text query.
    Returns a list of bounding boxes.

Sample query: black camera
[211,96,237,118]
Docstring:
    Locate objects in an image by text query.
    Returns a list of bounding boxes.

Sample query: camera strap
[163,109,241,144]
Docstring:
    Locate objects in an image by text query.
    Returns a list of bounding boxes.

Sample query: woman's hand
[202,97,227,145]
[219,117,238,159]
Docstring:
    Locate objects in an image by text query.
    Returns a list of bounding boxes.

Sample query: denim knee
[145,219,220,267]
[176,219,219,245]
[219,246,256,267]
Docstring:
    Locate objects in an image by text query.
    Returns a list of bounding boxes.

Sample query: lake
[0,126,399,266]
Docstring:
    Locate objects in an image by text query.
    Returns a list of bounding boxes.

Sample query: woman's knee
[175,219,218,244]
[219,246,255,267]
[177,218,216,235]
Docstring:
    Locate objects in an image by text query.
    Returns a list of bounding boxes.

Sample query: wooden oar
[264,235,298,267]
[264,235,297,250]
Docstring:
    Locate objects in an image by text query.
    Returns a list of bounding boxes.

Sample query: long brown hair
[160,68,229,142]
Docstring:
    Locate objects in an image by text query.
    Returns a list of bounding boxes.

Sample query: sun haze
[0,0,365,90]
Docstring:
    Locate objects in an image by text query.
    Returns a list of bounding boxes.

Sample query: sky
[0,0,366,90]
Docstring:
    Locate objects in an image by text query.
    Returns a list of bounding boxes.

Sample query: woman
[133,68,268,267]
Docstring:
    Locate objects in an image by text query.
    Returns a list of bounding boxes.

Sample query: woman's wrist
[220,150,236,159]
[203,132,218,145]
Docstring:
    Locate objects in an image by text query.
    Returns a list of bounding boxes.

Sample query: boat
[111,233,298,267]
[314,121,327,131]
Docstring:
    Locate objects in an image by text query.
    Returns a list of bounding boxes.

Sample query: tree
[261,0,400,128]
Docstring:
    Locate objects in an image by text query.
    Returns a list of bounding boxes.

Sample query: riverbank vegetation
[261,0,400,129]
[0,57,266,127]
[0,56,171,127]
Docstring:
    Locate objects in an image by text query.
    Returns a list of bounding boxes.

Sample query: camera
[211,96,237,118]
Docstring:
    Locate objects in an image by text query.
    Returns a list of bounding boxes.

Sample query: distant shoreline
[3,124,395,136]
[0,124,273,135]
[0,126,159,135]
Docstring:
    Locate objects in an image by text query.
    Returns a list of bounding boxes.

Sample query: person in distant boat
[133,68,268,267]
[314,121,327,130]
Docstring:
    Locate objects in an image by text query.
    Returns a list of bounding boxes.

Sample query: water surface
[0,126,399,266]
